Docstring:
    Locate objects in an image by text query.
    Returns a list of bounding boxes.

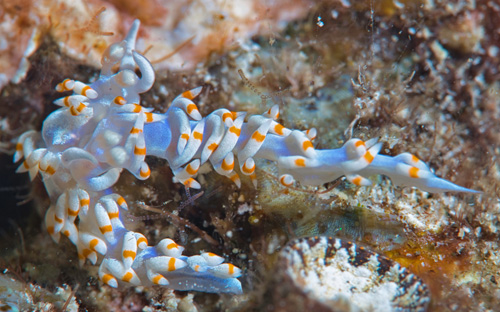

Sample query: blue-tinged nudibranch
[13,20,478,295]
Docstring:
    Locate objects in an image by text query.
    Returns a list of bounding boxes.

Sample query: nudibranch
[13,20,477,294]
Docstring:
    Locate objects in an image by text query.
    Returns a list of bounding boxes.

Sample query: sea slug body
[13,20,478,294]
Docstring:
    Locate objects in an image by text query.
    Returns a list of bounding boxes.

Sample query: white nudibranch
[14,20,478,295]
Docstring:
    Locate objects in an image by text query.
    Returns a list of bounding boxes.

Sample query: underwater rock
[0,271,79,312]
[273,236,430,312]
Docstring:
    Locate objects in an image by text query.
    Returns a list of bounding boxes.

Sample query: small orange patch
[80,198,90,207]
[251,131,266,143]
[63,230,70,237]
[411,154,420,163]
[132,104,142,113]
[130,127,142,134]
[45,165,56,175]
[99,225,113,234]
[302,140,313,151]
[67,208,79,217]
[152,274,164,284]
[221,158,234,171]
[47,226,55,235]
[137,237,148,246]
[63,79,72,87]
[167,242,178,249]
[102,273,114,285]
[56,81,64,92]
[409,166,419,178]
[117,196,126,206]
[89,238,99,251]
[229,173,240,182]
[183,178,194,187]
[180,133,190,141]
[364,151,374,163]
[208,142,218,152]
[145,112,153,122]
[76,103,86,112]
[63,96,71,107]
[82,249,93,258]
[54,215,64,223]
[222,112,233,121]
[81,85,91,96]
[69,106,78,116]
[187,103,198,114]
[294,158,306,167]
[186,164,198,175]
[280,176,290,186]
[114,96,126,105]
[122,271,133,282]
[193,131,203,141]
[355,140,365,147]
[274,124,285,135]
[242,162,255,174]
[140,166,150,178]
[16,143,22,151]
[134,146,146,155]
[229,126,241,136]
[228,263,235,275]
[123,250,136,259]
[182,90,194,99]
[168,257,177,271]
[108,212,119,219]
[352,176,362,186]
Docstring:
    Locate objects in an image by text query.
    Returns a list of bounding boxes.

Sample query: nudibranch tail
[13,18,478,295]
